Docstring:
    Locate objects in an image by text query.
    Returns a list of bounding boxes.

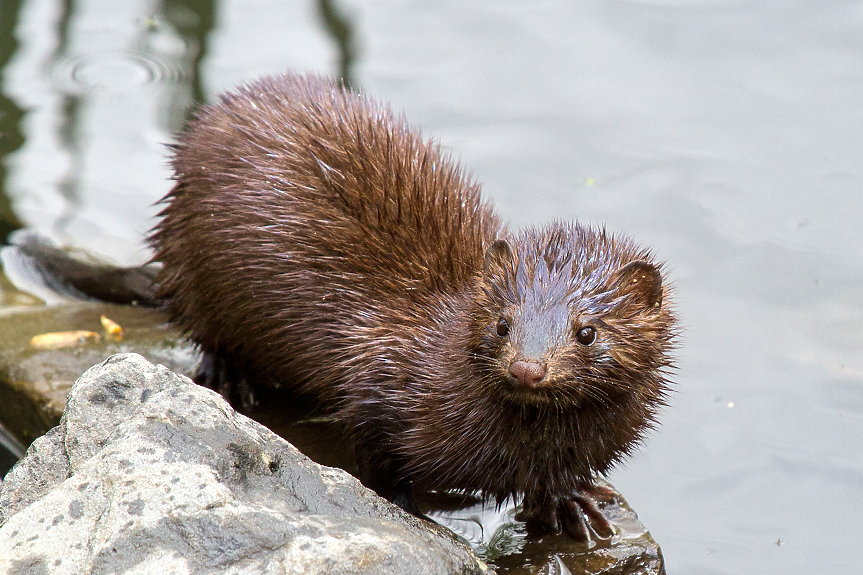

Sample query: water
[1,1,861,573]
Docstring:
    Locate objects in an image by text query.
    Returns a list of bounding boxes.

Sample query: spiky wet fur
[152,72,676,508]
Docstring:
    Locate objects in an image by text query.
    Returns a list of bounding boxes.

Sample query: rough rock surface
[0,353,487,575]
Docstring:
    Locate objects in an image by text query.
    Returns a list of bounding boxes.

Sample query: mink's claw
[561,492,615,540]
[518,488,616,542]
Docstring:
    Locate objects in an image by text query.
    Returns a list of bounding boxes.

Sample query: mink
[27,72,679,540]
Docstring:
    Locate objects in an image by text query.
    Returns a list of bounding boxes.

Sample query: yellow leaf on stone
[100,315,123,336]
[29,331,101,350]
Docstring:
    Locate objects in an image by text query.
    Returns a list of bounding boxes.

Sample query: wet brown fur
[152,73,676,514]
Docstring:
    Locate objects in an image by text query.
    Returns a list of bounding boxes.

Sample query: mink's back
[150,73,501,395]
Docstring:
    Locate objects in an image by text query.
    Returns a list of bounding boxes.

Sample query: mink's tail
[1,232,160,307]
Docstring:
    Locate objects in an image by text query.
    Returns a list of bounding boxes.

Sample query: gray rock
[0,353,488,575]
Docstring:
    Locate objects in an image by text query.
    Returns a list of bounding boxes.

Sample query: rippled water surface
[1,1,861,573]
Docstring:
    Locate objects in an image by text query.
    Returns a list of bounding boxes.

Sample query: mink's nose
[508,360,547,389]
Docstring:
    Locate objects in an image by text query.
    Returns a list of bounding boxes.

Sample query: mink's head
[401,222,677,490]
[470,222,675,420]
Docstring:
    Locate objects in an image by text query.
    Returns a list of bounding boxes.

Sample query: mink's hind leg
[517,484,616,541]
[356,441,426,519]
[194,350,256,411]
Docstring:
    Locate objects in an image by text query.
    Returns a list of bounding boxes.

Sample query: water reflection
[317,0,358,88]
[161,0,216,109]
[2,0,196,264]
[0,0,25,243]
[0,0,355,262]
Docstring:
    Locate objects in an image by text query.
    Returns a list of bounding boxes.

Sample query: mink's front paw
[516,486,616,541]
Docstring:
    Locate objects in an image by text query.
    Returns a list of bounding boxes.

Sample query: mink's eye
[496,317,510,337]
[576,326,596,346]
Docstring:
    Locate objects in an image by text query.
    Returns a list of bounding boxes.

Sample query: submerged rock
[0,353,487,575]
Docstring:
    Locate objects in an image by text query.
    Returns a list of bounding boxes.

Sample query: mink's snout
[508,360,548,389]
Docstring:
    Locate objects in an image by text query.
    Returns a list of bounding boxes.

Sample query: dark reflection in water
[161,0,216,110]
[54,93,83,237]
[0,0,25,244]
[54,0,83,235]
[317,0,358,89]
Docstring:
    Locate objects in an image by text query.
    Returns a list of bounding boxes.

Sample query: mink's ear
[610,260,663,311]
[483,239,514,275]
